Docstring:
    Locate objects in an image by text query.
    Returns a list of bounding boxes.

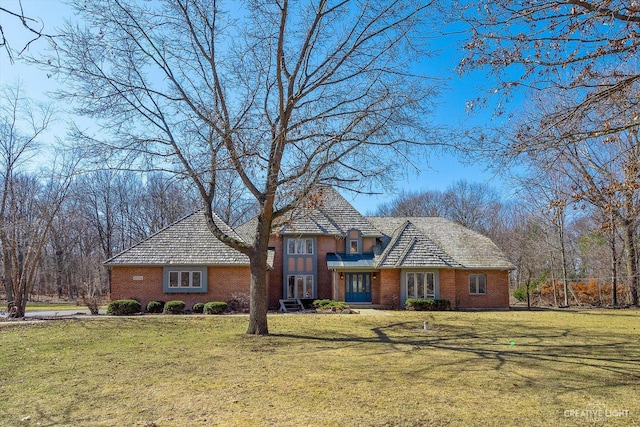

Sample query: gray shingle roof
[276,187,381,237]
[375,221,462,268]
[367,217,514,270]
[105,210,250,266]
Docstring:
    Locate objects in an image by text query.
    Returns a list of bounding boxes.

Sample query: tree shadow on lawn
[272,320,640,390]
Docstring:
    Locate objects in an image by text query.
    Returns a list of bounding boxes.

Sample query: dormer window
[347,229,362,254]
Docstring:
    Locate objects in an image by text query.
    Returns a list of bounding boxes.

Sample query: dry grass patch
[0,310,639,426]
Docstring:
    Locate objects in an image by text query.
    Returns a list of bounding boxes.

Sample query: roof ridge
[395,236,418,268]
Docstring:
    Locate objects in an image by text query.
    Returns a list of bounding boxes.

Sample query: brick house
[106,187,514,310]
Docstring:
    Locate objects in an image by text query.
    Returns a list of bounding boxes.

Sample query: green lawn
[1,309,639,426]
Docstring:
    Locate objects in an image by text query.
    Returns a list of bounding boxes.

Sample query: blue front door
[345,273,372,303]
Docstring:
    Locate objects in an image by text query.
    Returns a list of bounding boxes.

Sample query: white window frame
[168,270,203,289]
[469,273,487,295]
[347,229,362,255]
[287,274,314,298]
[163,267,207,293]
[287,238,314,255]
[406,272,435,299]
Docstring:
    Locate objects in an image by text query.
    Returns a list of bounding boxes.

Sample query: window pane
[169,271,179,287]
[407,273,415,299]
[192,271,202,288]
[417,273,425,299]
[296,276,304,297]
[305,276,313,298]
[469,275,476,294]
[288,239,295,254]
[181,271,190,287]
[297,239,304,254]
[426,273,434,297]
[288,276,295,298]
[478,274,486,294]
[350,240,358,253]
[306,239,313,254]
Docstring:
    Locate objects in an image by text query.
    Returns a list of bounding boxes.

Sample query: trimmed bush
[405,298,451,311]
[163,300,186,314]
[107,299,141,316]
[192,302,205,314]
[313,299,350,311]
[204,301,228,314]
[146,300,165,313]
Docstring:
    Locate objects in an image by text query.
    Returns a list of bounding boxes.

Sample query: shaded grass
[1,310,639,426]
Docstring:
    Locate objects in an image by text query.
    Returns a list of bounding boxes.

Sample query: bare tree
[442,180,502,236]
[0,167,74,318]
[0,84,62,317]
[47,0,439,334]
[0,1,57,63]
[375,180,503,237]
[458,1,640,137]
[508,87,640,305]
[454,2,640,306]
[375,189,446,216]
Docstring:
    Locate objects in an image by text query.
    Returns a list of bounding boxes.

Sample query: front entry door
[345,273,371,303]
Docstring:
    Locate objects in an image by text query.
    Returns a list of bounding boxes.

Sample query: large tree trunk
[556,207,570,307]
[248,255,269,335]
[610,224,618,306]
[246,206,273,335]
[622,217,638,306]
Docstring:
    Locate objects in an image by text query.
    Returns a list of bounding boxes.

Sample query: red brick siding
[439,269,457,306]
[267,236,284,309]
[110,265,251,310]
[379,269,401,308]
[336,274,345,301]
[453,270,510,309]
[316,236,339,300]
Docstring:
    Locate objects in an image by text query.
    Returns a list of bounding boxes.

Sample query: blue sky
[0,0,516,214]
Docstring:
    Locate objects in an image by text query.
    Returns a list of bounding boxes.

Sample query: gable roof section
[367,216,514,270]
[375,221,462,268]
[273,187,381,237]
[105,210,250,266]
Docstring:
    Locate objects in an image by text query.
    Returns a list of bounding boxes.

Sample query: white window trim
[287,238,314,255]
[347,229,362,255]
[406,271,436,299]
[163,267,207,293]
[168,270,203,289]
[287,274,314,299]
[469,273,487,295]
